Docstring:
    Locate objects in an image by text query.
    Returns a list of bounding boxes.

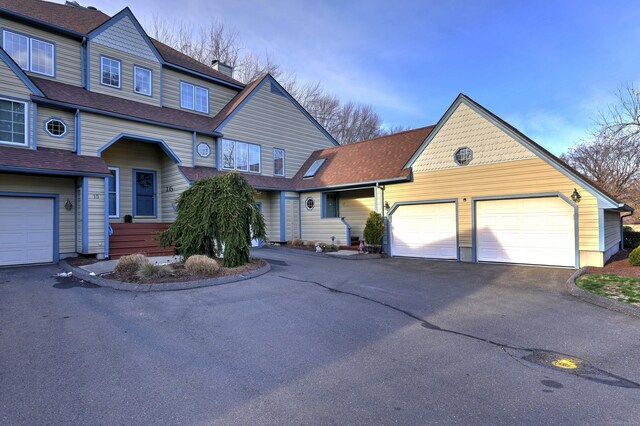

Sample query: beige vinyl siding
[76,184,82,250]
[102,140,163,223]
[80,112,193,166]
[339,189,374,240]
[194,135,217,167]
[87,177,105,254]
[267,192,281,242]
[300,191,347,245]
[0,56,32,99]
[0,173,76,254]
[162,68,238,116]
[160,156,189,222]
[604,211,621,250]
[37,107,75,151]
[0,17,82,86]
[285,197,300,241]
[221,81,335,178]
[89,43,161,106]
[255,192,274,240]
[384,157,601,252]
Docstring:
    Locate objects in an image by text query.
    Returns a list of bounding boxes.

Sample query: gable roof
[406,94,628,210]
[294,126,435,190]
[0,145,110,176]
[0,47,43,96]
[178,166,296,191]
[0,0,244,88]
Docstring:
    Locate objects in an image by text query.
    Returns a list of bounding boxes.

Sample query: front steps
[109,222,174,259]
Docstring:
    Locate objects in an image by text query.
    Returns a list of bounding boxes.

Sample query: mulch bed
[586,250,640,278]
[66,255,101,267]
[103,258,266,284]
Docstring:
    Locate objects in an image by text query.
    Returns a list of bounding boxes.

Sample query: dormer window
[180,82,209,113]
[101,56,121,88]
[3,30,54,76]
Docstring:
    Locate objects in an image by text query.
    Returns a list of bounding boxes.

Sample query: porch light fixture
[64,199,73,210]
[384,201,390,211]
[571,188,581,203]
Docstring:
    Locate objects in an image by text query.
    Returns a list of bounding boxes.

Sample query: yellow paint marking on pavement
[552,358,578,369]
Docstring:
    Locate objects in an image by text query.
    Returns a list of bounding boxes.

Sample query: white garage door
[391,202,457,259]
[476,197,575,267]
[0,197,54,266]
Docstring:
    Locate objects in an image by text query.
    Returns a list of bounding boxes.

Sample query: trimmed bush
[364,211,385,246]
[630,247,640,266]
[185,255,220,275]
[291,238,304,247]
[306,240,316,248]
[114,253,149,276]
[624,229,640,251]
[136,262,172,280]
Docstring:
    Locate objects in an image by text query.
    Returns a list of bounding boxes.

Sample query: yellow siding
[194,135,217,168]
[80,112,193,166]
[160,156,189,222]
[604,211,621,250]
[339,189,374,240]
[0,57,32,99]
[0,17,82,86]
[285,198,300,241]
[37,107,75,151]
[162,68,239,116]
[87,177,105,254]
[0,173,76,254]
[384,157,601,253]
[89,43,161,106]
[268,192,281,242]
[300,192,347,245]
[221,81,335,178]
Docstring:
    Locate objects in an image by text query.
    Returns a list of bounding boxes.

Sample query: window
[273,148,285,176]
[305,197,315,210]
[323,193,339,218]
[134,66,152,96]
[181,82,209,113]
[303,158,326,178]
[44,118,67,137]
[0,98,27,146]
[454,147,473,166]
[3,30,54,76]
[101,56,121,88]
[133,170,156,217]
[221,139,261,173]
[107,167,119,218]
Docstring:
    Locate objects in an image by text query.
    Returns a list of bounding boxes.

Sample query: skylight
[303,159,326,178]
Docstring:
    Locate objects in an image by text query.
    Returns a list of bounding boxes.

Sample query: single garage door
[476,197,575,267]
[391,202,457,259]
[0,197,54,266]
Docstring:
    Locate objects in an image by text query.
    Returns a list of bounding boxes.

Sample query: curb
[59,260,271,292]
[566,268,640,318]
[267,245,384,260]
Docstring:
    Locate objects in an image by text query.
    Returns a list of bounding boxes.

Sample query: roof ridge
[316,124,436,153]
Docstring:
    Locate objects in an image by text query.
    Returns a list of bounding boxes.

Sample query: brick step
[110,222,173,229]
[109,233,164,242]
[109,250,175,259]
[109,240,168,249]
[339,245,361,250]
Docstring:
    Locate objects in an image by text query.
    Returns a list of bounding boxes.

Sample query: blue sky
[80,0,640,155]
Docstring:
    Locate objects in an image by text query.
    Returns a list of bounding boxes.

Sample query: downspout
[74,109,80,153]
[81,37,87,89]
[621,211,634,250]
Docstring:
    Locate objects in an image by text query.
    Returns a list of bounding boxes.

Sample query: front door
[133,170,156,217]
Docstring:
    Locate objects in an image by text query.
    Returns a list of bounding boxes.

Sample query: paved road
[1,248,639,425]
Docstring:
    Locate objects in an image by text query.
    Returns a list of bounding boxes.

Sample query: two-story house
[0,0,631,269]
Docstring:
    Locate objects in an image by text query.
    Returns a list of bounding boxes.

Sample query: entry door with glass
[133,170,156,217]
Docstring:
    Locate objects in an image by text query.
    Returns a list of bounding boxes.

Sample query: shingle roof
[0,145,110,175]
[210,75,266,130]
[31,77,218,134]
[293,126,435,189]
[178,166,296,191]
[0,0,244,87]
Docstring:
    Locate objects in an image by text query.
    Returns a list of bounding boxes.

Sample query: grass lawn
[577,274,640,305]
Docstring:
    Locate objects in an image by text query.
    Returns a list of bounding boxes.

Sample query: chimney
[211,60,233,78]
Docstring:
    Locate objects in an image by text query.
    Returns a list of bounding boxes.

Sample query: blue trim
[0,192,59,262]
[340,217,352,245]
[192,132,196,166]
[86,42,91,90]
[321,192,340,218]
[387,199,459,260]
[32,102,37,149]
[299,176,410,192]
[0,95,29,148]
[88,8,164,64]
[386,217,391,254]
[279,191,286,241]
[74,109,80,153]
[163,62,244,90]
[99,55,122,89]
[0,165,110,177]
[176,166,192,186]
[81,38,86,88]
[43,116,69,138]
[215,138,221,169]
[0,47,44,96]
[98,133,181,164]
[471,193,579,269]
[82,177,88,254]
[298,194,303,238]
[374,187,378,213]
[74,183,78,252]
[159,66,163,107]
[133,65,153,97]
[180,80,209,114]
[132,169,158,218]
[104,177,109,258]
[107,166,120,218]
[599,209,605,251]
[273,147,285,177]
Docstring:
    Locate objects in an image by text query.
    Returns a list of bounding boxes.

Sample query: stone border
[60,260,271,292]
[566,267,640,318]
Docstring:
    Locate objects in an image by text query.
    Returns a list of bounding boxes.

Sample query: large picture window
[101,56,121,88]
[3,30,54,76]
[0,98,27,146]
[221,139,261,173]
[181,82,209,113]
[273,148,285,176]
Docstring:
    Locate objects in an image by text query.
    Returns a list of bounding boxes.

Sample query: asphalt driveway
[1,248,639,425]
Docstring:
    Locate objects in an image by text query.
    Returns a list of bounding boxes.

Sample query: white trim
[44,117,67,138]
[180,81,209,113]
[273,148,285,176]
[100,56,121,88]
[221,138,261,174]
[0,97,28,147]
[133,65,152,96]
[29,37,54,77]
[107,166,120,218]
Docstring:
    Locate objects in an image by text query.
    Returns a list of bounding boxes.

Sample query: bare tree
[380,125,413,136]
[561,83,640,211]
[329,102,384,144]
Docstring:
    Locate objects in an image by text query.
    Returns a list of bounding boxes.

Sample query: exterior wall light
[571,188,581,203]
[384,201,390,211]
[64,199,73,210]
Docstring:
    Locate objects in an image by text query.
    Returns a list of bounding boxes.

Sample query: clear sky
[72,0,640,155]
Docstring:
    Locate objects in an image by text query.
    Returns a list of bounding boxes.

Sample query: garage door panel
[0,197,54,266]
[476,197,575,267]
[391,203,457,259]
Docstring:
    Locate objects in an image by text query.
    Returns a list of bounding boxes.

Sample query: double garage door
[391,197,575,267]
[0,197,54,266]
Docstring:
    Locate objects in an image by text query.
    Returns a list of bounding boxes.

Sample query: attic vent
[303,159,326,178]
[270,82,285,97]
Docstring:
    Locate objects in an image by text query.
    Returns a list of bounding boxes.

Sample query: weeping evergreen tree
[159,172,266,267]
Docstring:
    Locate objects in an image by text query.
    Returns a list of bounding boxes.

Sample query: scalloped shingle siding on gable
[92,15,158,62]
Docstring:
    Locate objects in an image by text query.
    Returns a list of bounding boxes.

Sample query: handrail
[340,217,351,246]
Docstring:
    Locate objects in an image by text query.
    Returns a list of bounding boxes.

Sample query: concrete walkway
[79,255,182,275]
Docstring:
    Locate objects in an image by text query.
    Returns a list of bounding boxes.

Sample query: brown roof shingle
[178,166,296,191]
[0,145,110,175]
[293,126,435,189]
